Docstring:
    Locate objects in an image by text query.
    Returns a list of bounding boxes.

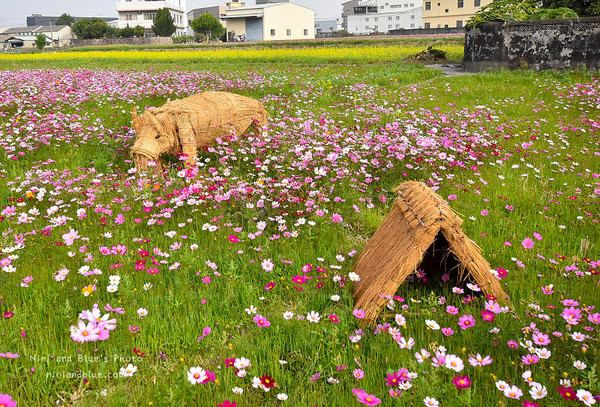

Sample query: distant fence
[389,27,464,36]
[464,17,600,72]
[71,37,173,47]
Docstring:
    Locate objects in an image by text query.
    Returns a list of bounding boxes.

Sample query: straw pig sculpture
[130,91,268,173]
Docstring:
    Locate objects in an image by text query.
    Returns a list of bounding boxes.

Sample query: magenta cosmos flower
[0,394,17,407]
[452,375,472,389]
[253,314,271,327]
[458,315,476,329]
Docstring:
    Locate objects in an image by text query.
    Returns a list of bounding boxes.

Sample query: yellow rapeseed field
[0,44,464,64]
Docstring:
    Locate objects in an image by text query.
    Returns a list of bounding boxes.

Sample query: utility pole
[49,21,54,48]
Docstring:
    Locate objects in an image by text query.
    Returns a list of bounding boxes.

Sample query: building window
[286,29,291,35]
[304,29,308,35]
[270,29,275,36]
[445,8,449,13]
[411,15,415,19]
[425,1,431,10]
[374,17,378,21]
[410,23,415,27]
[456,20,463,27]
[458,0,464,7]
[410,3,414,7]
[396,15,400,19]
[425,22,431,28]
[388,24,392,28]
[374,24,378,29]
[474,0,481,5]
[444,24,449,28]
[388,16,392,20]
[365,17,369,21]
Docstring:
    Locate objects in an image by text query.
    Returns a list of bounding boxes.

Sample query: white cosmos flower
[306,311,321,323]
[187,366,206,385]
[120,364,137,377]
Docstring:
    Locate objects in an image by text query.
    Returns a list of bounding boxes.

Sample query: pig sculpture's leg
[177,115,198,170]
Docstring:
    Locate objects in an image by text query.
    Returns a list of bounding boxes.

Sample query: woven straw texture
[131,91,268,171]
[353,181,509,325]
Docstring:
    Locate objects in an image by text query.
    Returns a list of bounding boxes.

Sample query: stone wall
[464,17,600,72]
[72,37,173,47]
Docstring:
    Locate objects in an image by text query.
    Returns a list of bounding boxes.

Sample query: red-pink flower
[452,375,472,389]
[227,235,240,243]
[481,310,495,322]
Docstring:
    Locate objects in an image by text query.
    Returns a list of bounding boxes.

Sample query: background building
[422,0,492,28]
[0,25,74,47]
[116,0,187,36]
[26,14,117,27]
[255,0,289,3]
[344,0,423,34]
[222,2,314,41]
[187,1,246,35]
[315,18,341,36]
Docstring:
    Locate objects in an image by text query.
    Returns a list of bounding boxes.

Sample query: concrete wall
[72,37,173,47]
[464,17,600,72]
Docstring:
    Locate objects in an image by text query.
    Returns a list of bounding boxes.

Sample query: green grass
[0,49,599,407]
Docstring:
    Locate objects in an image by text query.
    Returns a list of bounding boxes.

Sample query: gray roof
[2,25,69,35]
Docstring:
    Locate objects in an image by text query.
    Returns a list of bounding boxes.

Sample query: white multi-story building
[344,0,423,34]
[116,0,187,36]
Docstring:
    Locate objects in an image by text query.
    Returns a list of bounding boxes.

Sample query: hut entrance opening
[405,232,475,289]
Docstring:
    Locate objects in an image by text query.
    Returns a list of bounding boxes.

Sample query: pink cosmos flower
[355,390,381,406]
[561,307,582,325]
[253,314,271,327]
[532,332,551,346]
[332,213,343,223]
[0,394,17,407]
[468,353,492,366]
[62,229,80,246]
[522,238,535,249]
[458,315,475,330]
[588,313,600,324]
[353,369,365,379]
[521,354,539,365]
[353,309,365,319]
[446,306,459,314]
[442,328,455,336]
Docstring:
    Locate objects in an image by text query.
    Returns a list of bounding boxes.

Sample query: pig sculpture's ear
[132,107,142,132]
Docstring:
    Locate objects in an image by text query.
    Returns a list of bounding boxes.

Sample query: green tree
[72,18,110,39]
[55,13,76,26]
[152,8,176,37]
[34,34,47,50]
[133,25,146,37]
[120,25,135,38]
[541,0,599,16]
[190,13,224,43]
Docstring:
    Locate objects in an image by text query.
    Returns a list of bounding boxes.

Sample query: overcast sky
[1,0,344,28]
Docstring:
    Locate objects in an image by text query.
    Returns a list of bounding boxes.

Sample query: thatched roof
[353,181,509,325]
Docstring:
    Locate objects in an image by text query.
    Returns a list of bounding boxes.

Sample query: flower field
[0,54,598,407]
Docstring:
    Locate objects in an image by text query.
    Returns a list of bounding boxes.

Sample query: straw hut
[353,181,508,325]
